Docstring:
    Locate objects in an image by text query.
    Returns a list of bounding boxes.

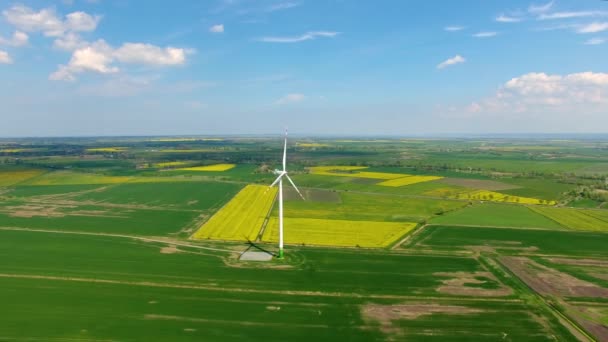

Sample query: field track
[0,227,239,253]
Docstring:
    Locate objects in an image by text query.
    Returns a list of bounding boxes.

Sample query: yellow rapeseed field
[86,147,128,153]
[0,149,27,153]
[309,166,406,180]
[452,190,555,205]
[0,170,45,186]
[192,184,277,241]
[177,164,236,172]
[262,217,417,248]
[378,176,443,187]
[296,143,330,148]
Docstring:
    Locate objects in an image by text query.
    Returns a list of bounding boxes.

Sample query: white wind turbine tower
[269,129,305,259]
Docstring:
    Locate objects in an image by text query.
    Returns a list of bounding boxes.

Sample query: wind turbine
[269,129,305,259]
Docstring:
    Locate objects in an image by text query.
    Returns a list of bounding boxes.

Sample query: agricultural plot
[0,201,199,236]
[280,192,467,223]
[451,190,554,205]
[176,163,236,172]
[0,169,45,186]
[154,161,193,168]
[529,207,608,232]
[0,229,578,341]
[192,184,277,241]
[262,217,416,247]
[72,182,241,211]
[430,203,565,229]
[86,147,128,153]
[408,225,608,257]
[438,177,520,191]
[23,171,133,185]
[308,166,406,180]
[377,175,443,187]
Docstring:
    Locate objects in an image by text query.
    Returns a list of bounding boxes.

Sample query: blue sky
[0,0,607,137]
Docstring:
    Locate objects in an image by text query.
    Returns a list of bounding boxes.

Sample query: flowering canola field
[0,170,45,186]
[192,184,277,241]
[177,164,236,172]
[309,166,443,186]
[452,190,554,205]
[377,176,443,187]
[262,217,416,247]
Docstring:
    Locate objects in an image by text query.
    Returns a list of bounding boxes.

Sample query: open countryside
[2,0,608,340]
[1,136,608,340]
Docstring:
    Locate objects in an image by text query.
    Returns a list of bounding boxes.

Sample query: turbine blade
[285,174,305,200]
[282,129,287,171]
[269,174,283,187]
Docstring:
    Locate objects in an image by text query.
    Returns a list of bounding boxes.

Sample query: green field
[529,206,608,232]
[431,203,565,229]
[2,136,608,340]
[0,229,577,341]
[71,181,241,211]
[280,192,467,223]
[408,225,608,257]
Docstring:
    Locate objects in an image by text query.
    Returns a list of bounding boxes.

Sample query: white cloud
[3,5,100,37]
[209,24,224,33]
[53,32,86,51]
[437,55,465,69]
[65,11,101,32]
[496,14,523,23]
[0,31,28,47]
[266,2,299,12]
[0,50,12,64]
[276,93,305,104]
[577,22,608,34]
[444,26,464,32]
[473,31,498,38]
[528,1,554,14]
[50,40,190,81]
[467,72,608,114]
[539,11,608,20]
[584,38,605,45]
[258,31,339,43]
[114,43,188,65]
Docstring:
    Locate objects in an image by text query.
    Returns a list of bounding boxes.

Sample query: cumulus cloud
[258,31,339,43]
[209,24,224,33]
[473,31,498,38]
[276,93,305,104]
[444,26,464,32]
[467,72,608,115]
[437,55,465,69]
[496,14,523,23]
[577,22,608,34]
[53,32,87,51]
[114,43,188,65]
[0,50,12,64]
[50,40,190,81]
[3,5,100,37]
[0,31,28,46]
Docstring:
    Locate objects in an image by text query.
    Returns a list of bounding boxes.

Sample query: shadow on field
[245,240,276,257]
